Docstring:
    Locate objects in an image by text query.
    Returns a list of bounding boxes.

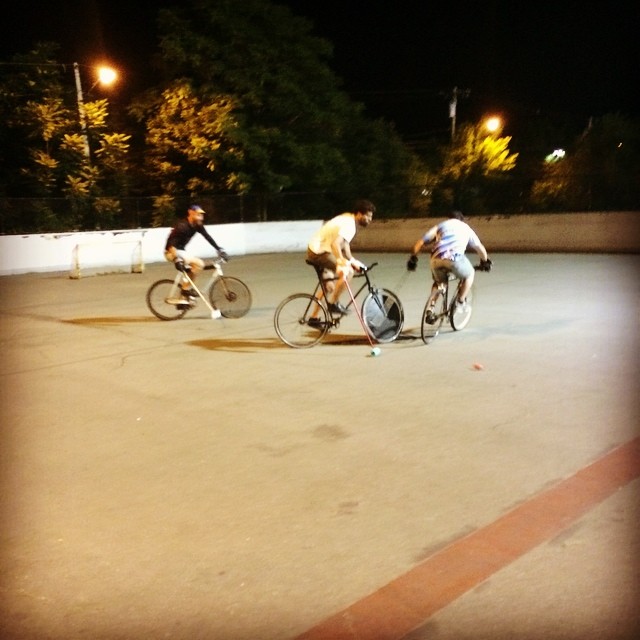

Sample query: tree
[130,0,416,216]
[530,113,640,211]
[132,81,239,195]
[0,43,132,231]
[429,121,519,214]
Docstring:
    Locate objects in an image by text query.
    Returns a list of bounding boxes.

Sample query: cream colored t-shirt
[308,213,356,254]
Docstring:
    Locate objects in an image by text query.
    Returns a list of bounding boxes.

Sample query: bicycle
[274,261,404,348]
[146,257,252,321]
[420,262,490,344]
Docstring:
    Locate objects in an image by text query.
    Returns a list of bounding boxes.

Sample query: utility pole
[73,62,91,159]
[448,86,470,141]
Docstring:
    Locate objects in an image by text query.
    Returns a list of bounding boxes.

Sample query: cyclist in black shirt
[164,204,228,298]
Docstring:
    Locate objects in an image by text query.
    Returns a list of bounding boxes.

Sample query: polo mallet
[395,252,421,290]
[393,267,412,292]
[343,271,381,357]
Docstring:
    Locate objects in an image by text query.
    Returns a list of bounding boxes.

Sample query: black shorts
[306,249,337,273]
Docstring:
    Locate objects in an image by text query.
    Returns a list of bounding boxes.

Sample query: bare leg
[457,270,475,302]
[183,257,204,292]
[426,281,441,308]
[332,275,347,305]
[310,270,334,319]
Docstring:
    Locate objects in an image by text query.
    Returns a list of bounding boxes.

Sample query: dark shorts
[306,249,337,273]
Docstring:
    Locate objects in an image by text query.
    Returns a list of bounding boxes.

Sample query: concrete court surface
[0,251,638,640]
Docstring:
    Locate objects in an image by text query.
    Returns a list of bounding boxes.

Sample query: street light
[72,62,118,159]
[0,59,117,159]
[484,116,502,133]
[96,66,117,87]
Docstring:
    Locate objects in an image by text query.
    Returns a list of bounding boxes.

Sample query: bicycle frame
[311,264,377,313]
[168,262,220,316]
[171,259,224,295]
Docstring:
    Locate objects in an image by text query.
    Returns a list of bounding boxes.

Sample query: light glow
[97,66,117,86]
[545,148,566,163]
[485,117,501,133]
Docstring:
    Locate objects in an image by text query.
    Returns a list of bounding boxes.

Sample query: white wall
[0,220,323,277]
[0,212,638,277]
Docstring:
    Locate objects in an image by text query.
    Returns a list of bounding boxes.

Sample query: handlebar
[354,261,378,276]
[474,259,492,272]
[204,256,227,270]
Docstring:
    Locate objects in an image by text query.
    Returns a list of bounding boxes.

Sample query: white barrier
[0,221,323,277]
[0,213,637,277]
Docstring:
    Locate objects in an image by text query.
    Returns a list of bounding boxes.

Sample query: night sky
[3,0,639,141]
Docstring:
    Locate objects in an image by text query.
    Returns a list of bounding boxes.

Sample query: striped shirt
[423,218,482,260]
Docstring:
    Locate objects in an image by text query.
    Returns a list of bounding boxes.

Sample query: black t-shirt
[165,220,220,251]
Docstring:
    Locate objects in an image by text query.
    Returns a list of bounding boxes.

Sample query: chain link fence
[0,188,432,235]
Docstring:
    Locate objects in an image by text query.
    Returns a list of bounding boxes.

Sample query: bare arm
[412,225,437,256]
[411,238,425,256]
[332,237,351,261]
[474,242,488,262]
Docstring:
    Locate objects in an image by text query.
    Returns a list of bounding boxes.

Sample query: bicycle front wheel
[361,288,404,343]
[449,286,474,331]
[274,294,329,348]
[146,279,189,321]
[421,290,446,344]
[209,276,252,318]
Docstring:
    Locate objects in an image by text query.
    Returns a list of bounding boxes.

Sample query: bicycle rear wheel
[361,288,404,343]
[449,286,474,330]
[421,290,446,344]
[146,279,189,321]
[209,276,252,318]
[274,294,329,348]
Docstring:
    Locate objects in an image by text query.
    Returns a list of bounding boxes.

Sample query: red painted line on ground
[295,437,640,640]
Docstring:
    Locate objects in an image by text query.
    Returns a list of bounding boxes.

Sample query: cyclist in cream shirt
[306,200,375,316]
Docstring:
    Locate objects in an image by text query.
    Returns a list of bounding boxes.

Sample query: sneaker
[328,302,349,315]
[307,317,324,328]
[181,288,197,298]
[454,298,469,313]
[425,309,437,324]
[211,308,222,319]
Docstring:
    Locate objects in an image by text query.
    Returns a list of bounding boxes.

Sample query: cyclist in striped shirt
[407,211,491,310]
